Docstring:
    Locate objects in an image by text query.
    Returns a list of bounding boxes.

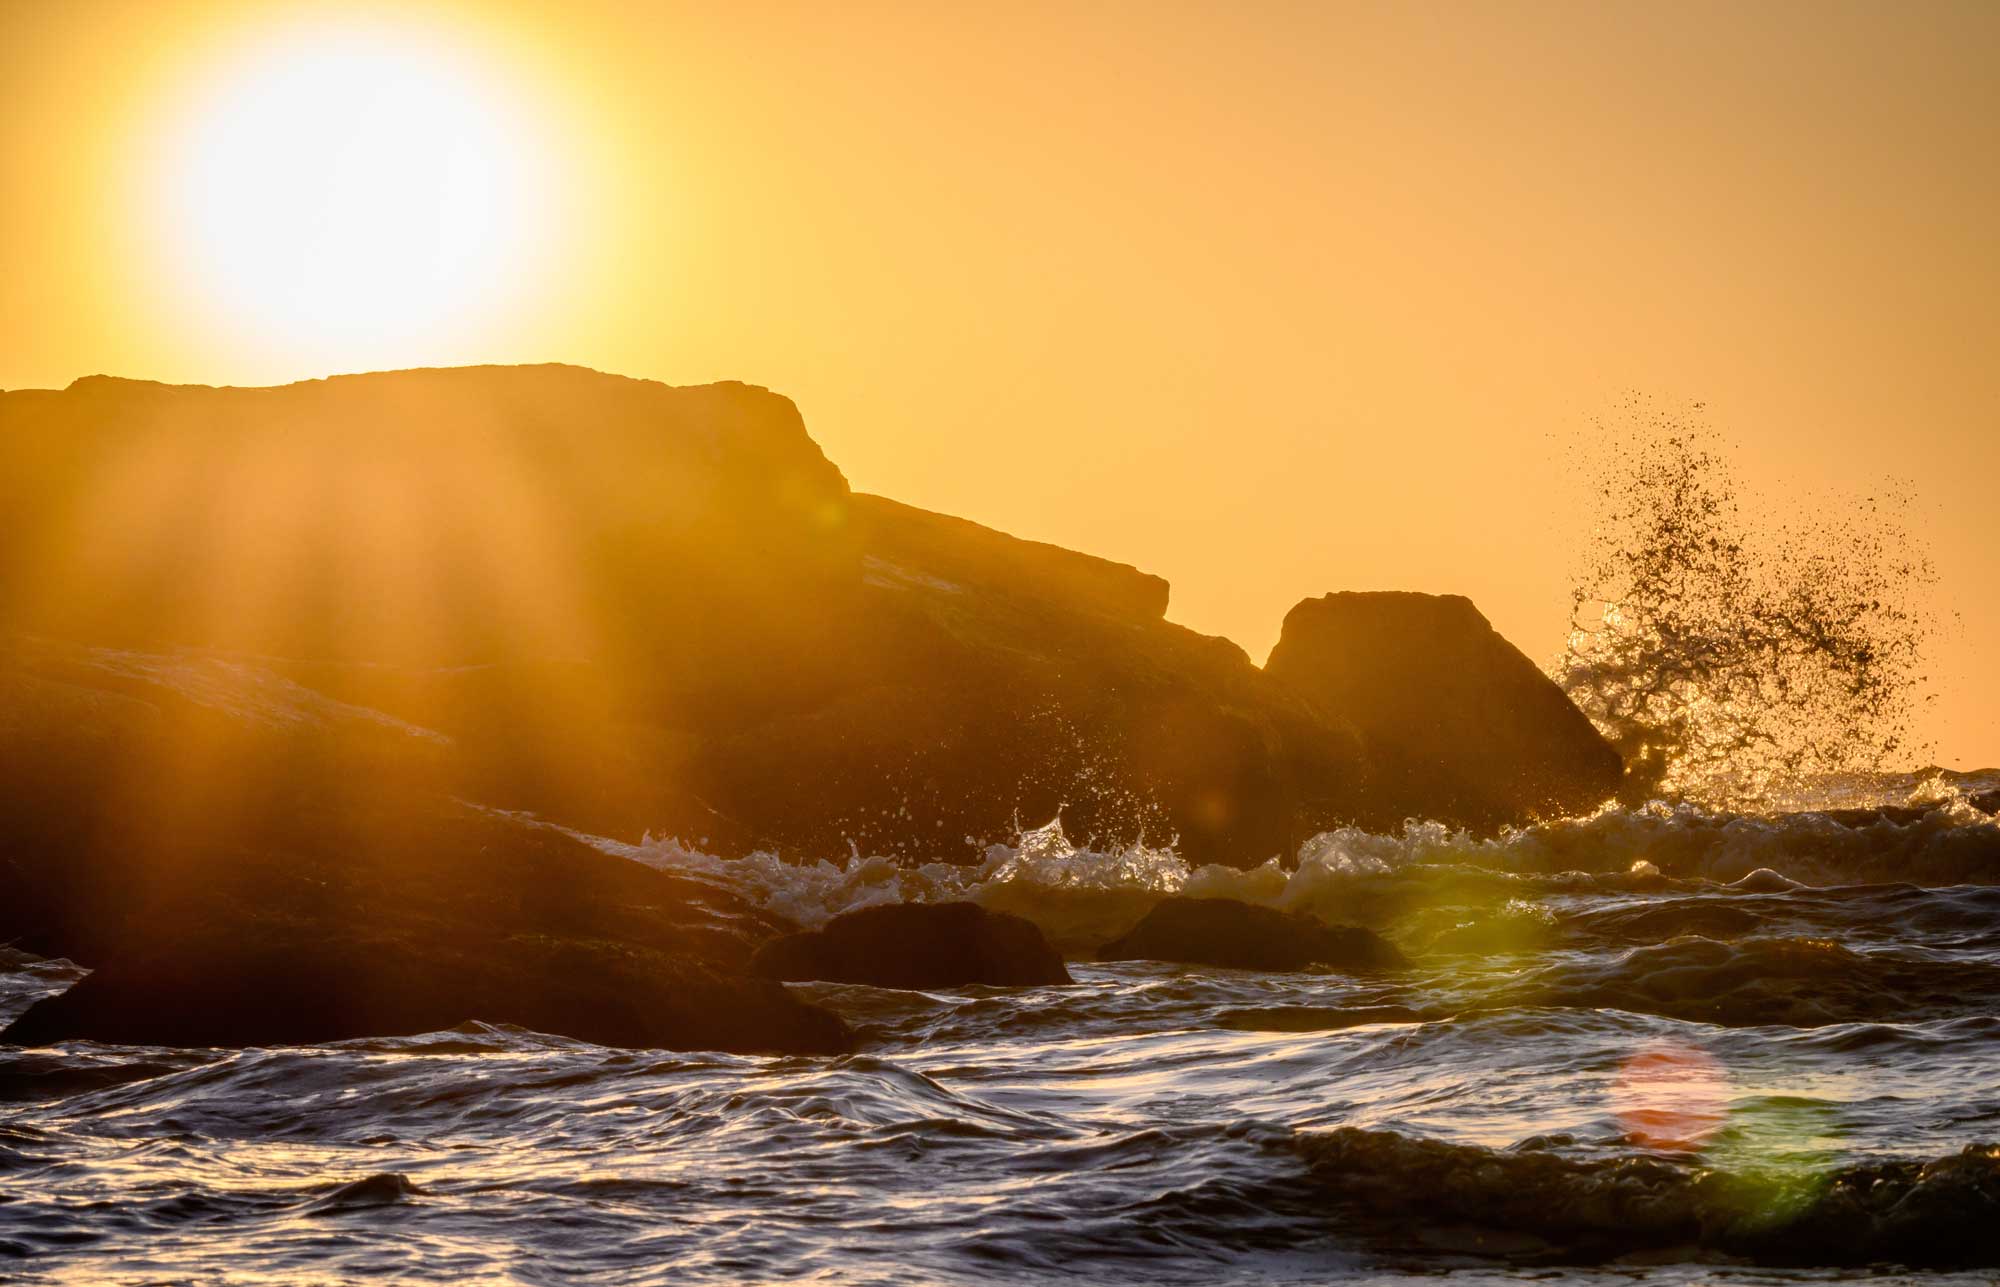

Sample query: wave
[302,1171,421,1214]
[596,790,2000,953]
[1493,934,2000,1028]
[1296,1125,2000,1266]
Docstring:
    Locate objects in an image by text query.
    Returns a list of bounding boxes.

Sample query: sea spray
[1556,398,1941,808]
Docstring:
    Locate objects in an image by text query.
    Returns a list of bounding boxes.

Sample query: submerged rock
[752,902,1072,989]
[1266,591,1624,828]
[1097,897,1404,973]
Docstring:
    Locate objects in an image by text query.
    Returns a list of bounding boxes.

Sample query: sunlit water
[6,775,2000,1284]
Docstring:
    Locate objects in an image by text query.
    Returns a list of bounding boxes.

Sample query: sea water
[4,774,1999,1284]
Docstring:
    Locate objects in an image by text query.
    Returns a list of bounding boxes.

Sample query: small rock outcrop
[752,902,1073,989]
[0,727,852,1055]
[1266,592,1624,828]
[1097,898,1404,973]
[3,931,851,1055]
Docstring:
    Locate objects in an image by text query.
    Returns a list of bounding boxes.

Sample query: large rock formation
[0,364,1623,1047]
[0,366,854,664]
[1266,592,1624,829]
[752,902,1071,989]
[0,368,1623,869]
[0,367,1387,866]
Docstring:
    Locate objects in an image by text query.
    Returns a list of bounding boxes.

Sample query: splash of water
[596,781,2000,956]
[1554,398,1940,809]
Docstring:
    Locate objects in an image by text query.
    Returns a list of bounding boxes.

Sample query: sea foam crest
[598,790,2000,949]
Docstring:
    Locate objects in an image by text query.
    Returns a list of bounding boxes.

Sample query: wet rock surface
[0,749,851,1054]
[4,929,850,1055]
[1097,897,1405,973]
[752,902,1072,989]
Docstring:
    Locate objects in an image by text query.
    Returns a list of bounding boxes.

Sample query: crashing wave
[593,787,2000,955]
[1554,404,1942,809]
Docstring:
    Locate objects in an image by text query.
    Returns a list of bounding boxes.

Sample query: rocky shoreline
[1,363,1622,1052]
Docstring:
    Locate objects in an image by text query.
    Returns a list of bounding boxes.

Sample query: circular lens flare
[1614,1043,1729,1152]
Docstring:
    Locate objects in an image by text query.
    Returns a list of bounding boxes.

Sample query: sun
[152,21,555,368]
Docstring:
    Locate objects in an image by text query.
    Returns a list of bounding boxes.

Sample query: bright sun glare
[156,23,551,364]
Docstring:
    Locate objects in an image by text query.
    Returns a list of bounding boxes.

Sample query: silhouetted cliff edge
[0,364,1620,1048]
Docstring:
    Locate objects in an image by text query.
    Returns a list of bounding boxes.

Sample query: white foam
[582,794,2000,951]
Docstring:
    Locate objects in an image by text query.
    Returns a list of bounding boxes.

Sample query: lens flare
[1613,1043,1729,1152]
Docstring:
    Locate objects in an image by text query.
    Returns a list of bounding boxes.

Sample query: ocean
[5,773,2000,1284]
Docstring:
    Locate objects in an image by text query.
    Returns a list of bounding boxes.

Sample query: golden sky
[3,0,1996,766]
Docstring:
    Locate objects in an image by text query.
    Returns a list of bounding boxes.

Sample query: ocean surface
[6,772,2000,1285]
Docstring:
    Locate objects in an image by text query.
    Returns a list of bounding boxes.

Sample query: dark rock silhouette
[752,902,1071,988]
[0,364,1620,1044]
[716,492,1377,865]
[0,656,849,1053]
[1266,592,1625,828]
[0,366,854,666]
[0,365,1620,872]
[5,925,851,1054]
[1097,898,1405,973]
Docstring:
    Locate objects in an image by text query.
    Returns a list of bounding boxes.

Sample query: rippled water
[6,780,2000,1284]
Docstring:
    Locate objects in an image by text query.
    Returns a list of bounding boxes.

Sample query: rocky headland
[0,364,1623,1049]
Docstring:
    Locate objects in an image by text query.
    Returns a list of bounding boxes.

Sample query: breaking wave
[594,776,2000,955]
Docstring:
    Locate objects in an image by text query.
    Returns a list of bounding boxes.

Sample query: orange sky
[3,0,1996,766]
